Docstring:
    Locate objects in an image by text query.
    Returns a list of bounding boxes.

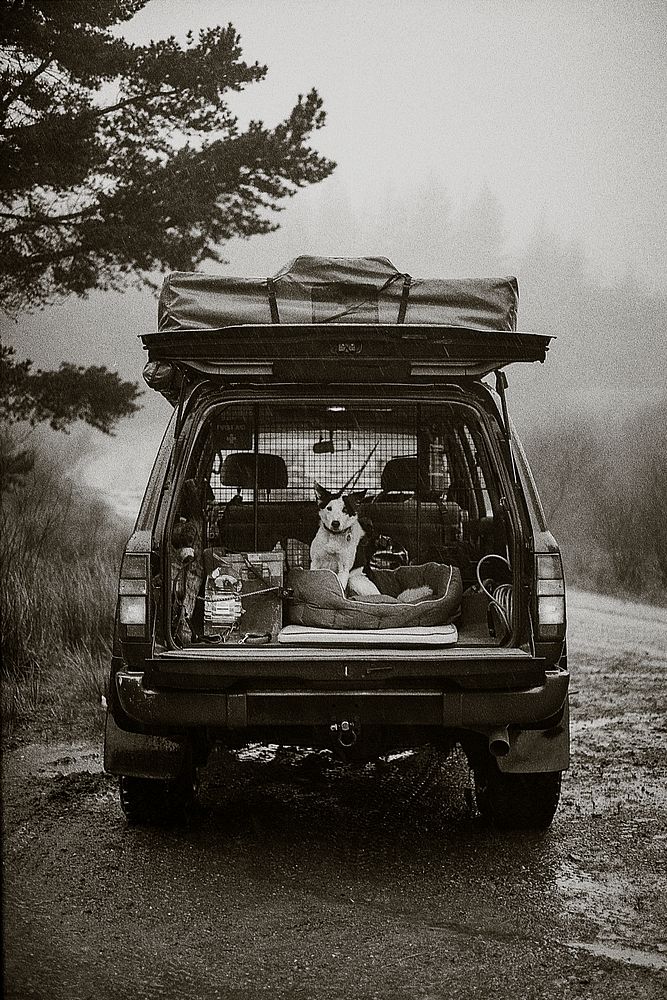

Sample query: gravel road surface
[3,589,666,999]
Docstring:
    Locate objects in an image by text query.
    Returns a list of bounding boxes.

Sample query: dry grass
[523,397,667,606]
[1,433,131,736]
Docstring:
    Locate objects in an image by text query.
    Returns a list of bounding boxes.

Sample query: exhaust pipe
[488,726,510,758]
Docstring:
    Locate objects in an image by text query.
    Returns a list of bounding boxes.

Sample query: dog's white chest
[320,529,352,553]
[310,519,363,571]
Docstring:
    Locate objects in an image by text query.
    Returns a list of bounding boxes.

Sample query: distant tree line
[523,396,667,603]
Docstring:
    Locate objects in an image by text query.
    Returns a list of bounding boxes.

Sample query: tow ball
[330,719,358,748]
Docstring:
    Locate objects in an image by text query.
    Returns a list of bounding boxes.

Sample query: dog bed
[285,562,462,631]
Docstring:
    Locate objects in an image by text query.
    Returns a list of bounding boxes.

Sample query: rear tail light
[119,554,149,640]
[535,552,566,641]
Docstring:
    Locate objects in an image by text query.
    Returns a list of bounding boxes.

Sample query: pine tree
[0,0,335,310]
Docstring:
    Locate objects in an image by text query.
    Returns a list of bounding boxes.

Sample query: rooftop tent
[156,255,520,332]
[142,256,551,399]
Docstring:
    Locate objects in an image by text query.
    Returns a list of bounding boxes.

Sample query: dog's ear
[344,489,367,512]
[313,481,332,506]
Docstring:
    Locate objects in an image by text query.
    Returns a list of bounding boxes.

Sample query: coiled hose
[476,553,513,637]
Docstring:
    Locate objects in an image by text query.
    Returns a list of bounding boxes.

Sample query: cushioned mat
[278,624,458,646]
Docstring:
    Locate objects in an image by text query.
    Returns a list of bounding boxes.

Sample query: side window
[459,424,493,518]
[422,405,496,522]
[442,426,474,515]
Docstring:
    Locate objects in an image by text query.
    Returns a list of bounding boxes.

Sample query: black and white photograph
[1,1,666,997]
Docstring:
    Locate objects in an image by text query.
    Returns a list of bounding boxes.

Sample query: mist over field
[6,183,664,522]
[0,427,131,731]
[1,0,664,614]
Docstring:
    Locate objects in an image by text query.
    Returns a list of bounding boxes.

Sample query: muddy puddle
[3,739,104,778]
[564,941,667,972]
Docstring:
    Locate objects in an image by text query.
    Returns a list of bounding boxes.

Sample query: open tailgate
[141,256,551,398]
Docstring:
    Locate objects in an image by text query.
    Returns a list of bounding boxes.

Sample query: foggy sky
[3,0,665,516]
[118,0,666,286]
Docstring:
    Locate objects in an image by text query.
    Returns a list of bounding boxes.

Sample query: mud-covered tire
[473,761,562,830]
[119,772,197,826]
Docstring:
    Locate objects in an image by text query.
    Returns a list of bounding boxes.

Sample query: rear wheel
[119,770,198,826]
[473,760,562,830]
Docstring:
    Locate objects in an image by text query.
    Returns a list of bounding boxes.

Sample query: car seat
[220,452,288,497]
[366,456,462,562]
[215,452,312,553]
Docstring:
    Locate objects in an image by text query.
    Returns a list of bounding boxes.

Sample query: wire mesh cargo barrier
[201,401,493,573]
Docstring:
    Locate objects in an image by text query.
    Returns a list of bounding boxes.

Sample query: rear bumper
[114,668,569,731]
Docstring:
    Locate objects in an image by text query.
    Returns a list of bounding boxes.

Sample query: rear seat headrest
[220,452,288,490]
[380,457,429,493]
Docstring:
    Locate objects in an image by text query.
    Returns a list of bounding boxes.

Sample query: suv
[104,256,569,829]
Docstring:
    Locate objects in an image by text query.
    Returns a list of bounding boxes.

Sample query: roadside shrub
[0,430,131,733]
[523,397,667,604]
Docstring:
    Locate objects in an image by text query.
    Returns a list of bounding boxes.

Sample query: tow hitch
[330,719,358,748]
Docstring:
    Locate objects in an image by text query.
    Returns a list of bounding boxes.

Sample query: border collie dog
[310,483,381,596]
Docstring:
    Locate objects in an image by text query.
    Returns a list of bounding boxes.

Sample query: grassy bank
[1,434,130,737]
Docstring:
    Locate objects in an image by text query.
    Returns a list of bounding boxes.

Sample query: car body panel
[114,669,569,732]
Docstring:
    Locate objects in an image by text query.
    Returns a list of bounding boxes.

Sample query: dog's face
[314,483,366,534]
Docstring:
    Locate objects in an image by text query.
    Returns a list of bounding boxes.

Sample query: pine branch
[0,55,54,115]
[1,207,98,231]
[0,4,335,309]
[90,87,178,119]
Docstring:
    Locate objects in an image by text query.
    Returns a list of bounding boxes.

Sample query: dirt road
[3,589,666,999]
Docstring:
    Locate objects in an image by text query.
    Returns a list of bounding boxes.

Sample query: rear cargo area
[166,397,519,652]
